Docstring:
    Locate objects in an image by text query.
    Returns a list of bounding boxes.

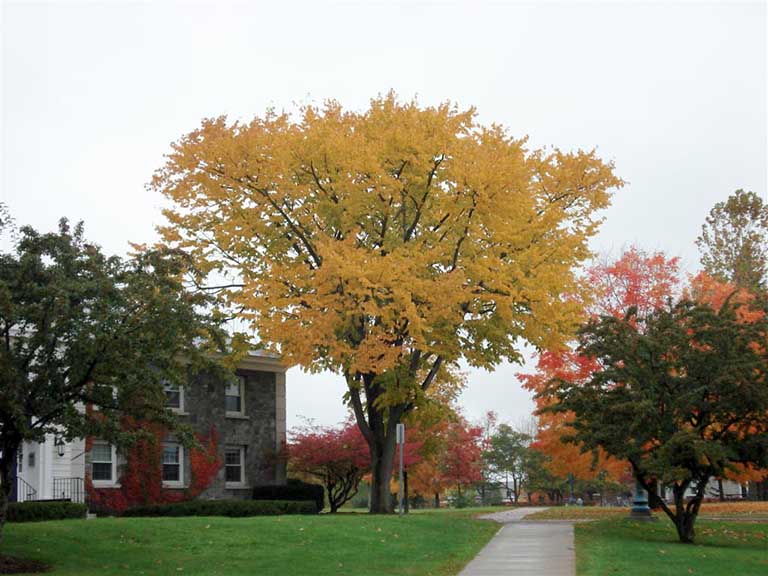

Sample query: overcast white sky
[2,0,766,430]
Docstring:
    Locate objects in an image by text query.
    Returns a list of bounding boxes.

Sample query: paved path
[459,508,575,576]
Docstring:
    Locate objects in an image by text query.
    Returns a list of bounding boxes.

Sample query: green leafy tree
[521,449,566,504]
[697,189,768,291]
[544,299,768,543]
[0,213,229,539]
[484,423,532,503]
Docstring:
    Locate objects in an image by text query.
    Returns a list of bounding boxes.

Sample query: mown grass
[576,517,768,576]
[527,501,768,521]
[0,510,500,576]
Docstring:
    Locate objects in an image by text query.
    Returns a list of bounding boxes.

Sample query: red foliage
[586,247,681,319]
[441,419,484,486]
[521,247,682,482]
[409,416,483,498]
[289,420,422,475]
[290,421,371,473]
[86,423,221,512]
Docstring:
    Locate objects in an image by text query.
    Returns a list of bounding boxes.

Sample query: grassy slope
[1,510,499,576]
[576,518,768,576]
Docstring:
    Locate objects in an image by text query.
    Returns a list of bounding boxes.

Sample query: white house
[13,435,87,503]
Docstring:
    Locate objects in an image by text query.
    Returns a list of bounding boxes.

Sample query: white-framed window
[225,376,245,416]
[162,442,184,487]
[28,450,35,469]
[91,441,117,486]
[224,446,245,487]
[163,381,185,413]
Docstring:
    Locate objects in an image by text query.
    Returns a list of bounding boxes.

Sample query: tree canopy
[0,215,227,535]
[697,189,768,291]
[484,423,533,503]
[544,298,768,543]
[153,93,622,511]
[521,248,681,483]
[408,415,483,507]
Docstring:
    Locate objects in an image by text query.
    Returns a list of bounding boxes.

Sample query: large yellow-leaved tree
[152,94,622,512]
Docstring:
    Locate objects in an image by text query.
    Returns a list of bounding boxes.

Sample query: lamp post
[629,479,655,520]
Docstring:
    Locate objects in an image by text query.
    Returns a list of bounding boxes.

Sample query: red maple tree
[408,416,483,507]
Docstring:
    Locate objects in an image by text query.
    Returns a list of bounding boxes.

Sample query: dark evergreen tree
[0,211,231,539]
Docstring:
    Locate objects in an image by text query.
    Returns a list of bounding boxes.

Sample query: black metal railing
[52,477,86,504]
[15,477,37,503]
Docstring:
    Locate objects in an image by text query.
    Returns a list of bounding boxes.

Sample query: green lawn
[576,518,768,576]
[527,501,768,521]
[1,510,499,576]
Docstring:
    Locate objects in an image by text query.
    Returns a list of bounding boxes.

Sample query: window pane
[225,464,241,483]
[165,388,181,409]
[225,395,241,413]
[225,449,241,466]
[163,445,180,465]
[225,380,241,397]
[92,444,112,462]
[163,464,180,482]
[225,448,243,484]
[92,462,112,481]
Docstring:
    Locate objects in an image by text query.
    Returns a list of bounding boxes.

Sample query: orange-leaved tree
[408,415,484,507]
[152,93,621,512]
[687,272,768,494]
[521,248,681,484]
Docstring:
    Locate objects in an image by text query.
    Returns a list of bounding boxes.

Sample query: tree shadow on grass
[0,554,50,574]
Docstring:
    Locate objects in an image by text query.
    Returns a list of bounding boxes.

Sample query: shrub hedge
[121,499,317,517]
[7,501,88,522]
[252,479,325,513]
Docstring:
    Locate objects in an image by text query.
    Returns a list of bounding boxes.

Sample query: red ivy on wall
[86,423,222,512]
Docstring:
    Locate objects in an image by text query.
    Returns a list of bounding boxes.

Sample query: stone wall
[184,368,285,499]
[83,359,288,509]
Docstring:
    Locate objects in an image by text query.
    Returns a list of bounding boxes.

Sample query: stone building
[12,351,287,507]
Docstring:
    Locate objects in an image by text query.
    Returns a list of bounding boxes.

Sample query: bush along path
[459,508,575,576]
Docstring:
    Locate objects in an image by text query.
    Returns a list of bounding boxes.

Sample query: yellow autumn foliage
[154,94,621,394]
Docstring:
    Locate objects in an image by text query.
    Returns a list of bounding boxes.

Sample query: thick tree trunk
[675,514,696,543]
[347,360,441,515]
[347,372,407,514]
[648,479,664,510]
[0,443,18,543]
[434,492,440,508]
[368,431,397,513]
[665,485,702,544]
[718,478,725,502]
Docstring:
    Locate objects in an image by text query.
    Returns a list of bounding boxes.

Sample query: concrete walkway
[459,508,575,576]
